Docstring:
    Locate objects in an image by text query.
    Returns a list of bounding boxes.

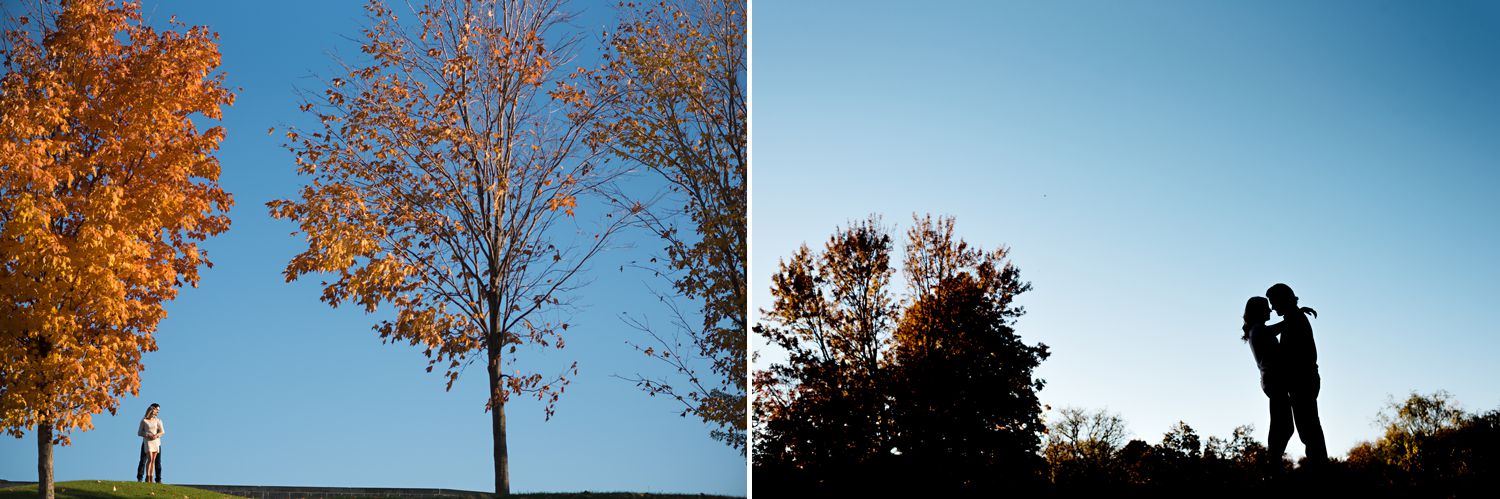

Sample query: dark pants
[1265,387,1294,459]
[136,442,161,482]
[1287,371,1328,463]
[1263,369,1327,463]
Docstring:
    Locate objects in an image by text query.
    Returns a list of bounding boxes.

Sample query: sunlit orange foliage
[0,0,234,442]
[266,0,631,494]
[595,0,746,452]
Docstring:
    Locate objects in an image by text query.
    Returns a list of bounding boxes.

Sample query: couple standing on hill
[1243,283,1328,465]
[136,403,164,483]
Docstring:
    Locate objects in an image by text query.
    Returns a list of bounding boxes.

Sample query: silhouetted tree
[885,215,1048,492]
[753,214,1048,494]
[1157,421,1203,460]
[1148,421,1208,487]
[1202,425,1275,487]
[752,216,897,493]
[1116,439,1155,486]
[1043,407,1130,488]
[1343,390,1500,495]
[1028,394,1499,495]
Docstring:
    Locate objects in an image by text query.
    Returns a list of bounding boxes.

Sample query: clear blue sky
[0,1,745,494]
[752,0,1500,461]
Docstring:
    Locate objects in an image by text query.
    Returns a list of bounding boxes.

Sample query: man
[136,403,163,483]
[1266,283,1327,463]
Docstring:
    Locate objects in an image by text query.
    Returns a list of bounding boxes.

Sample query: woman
[1243,296,1293,461]
[137,404,164,483]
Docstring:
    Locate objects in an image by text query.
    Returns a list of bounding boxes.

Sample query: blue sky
[752,0,1500,461]
[0,1,745,494]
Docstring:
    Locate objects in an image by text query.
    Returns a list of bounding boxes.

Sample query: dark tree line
[1041,393,1500,497]
[1043,408,1279,496]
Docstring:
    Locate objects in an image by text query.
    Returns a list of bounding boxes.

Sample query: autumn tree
[595,0,746,452]
[752,216,896,493]
[1344,390,1500,491]
[753,214,1049,495]
[267,0,632,495]
[885,214,1049,492]
[0,1,234,497]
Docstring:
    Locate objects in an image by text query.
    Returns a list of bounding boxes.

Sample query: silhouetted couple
[1242,283,1327,467]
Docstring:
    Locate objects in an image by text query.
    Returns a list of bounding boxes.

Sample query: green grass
[0,481,241,499]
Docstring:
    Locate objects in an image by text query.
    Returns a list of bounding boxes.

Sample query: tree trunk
[486,196,509,496]
[38,422,54,499]
[487,343,510,497]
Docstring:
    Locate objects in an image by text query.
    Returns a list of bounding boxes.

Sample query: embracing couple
[1242,283,1327,465]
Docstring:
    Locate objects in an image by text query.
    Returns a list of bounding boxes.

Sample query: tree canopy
[753,214,1049,495]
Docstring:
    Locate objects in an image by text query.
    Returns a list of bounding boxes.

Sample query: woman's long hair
[1242,296,1270,342]
[143,403,159,419]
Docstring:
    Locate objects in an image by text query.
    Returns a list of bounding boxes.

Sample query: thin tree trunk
[38,422,54,499]
[487,342,510,497]
[485,183,510,496]
[486,261,510,498]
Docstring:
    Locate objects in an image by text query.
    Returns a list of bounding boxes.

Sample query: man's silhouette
[1266,283,1327,463]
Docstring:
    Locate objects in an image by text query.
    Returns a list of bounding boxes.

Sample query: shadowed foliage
[1343,391,1500,496]
[1038,393,1500,497]
[753,214,1049,495]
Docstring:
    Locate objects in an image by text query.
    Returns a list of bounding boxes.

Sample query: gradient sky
[752,0,1500,462]
[0,1,745,494]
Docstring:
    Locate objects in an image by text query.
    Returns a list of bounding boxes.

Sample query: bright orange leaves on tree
[0,0,234,444]
[266,0,630,495]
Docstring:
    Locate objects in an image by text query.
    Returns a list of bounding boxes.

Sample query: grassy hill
[0,481,240,498]
[1,481,743,499]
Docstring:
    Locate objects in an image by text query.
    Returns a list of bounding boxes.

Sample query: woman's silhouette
[1243,297,1293,462]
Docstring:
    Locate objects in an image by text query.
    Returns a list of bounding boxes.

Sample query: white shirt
[138,417,164,452]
